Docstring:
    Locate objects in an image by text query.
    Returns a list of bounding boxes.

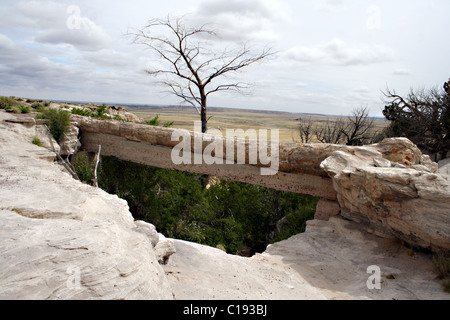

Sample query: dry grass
[131,106,389,143]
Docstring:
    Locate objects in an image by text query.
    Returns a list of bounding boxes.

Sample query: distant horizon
[1,1,448,120]
[33,97,386,119]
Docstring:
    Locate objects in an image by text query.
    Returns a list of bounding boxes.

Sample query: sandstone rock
[0,112,173,300]
[438,158,450,179]
[154,235,176,265]
[134,220,177,264]
[164,217,449,300]
[34,123,61,154]
[60,121,81,156]
[320,138,450,254]
[314,199,340,221]
[5,116,36,125]
[376,137,423,167]
[106,106,144,123]
[134,220,160,247]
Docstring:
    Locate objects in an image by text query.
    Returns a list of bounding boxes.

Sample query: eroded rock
[0,112,173,300]
[320,138,450,254]
[134,220,176,265]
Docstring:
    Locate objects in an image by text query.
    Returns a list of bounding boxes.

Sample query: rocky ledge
[0,110,448,300]
[321,138,450,254]
[0,112,174,299]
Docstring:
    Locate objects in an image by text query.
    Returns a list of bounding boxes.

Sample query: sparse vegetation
[71,108,92,117]
[30,102,42,109]
[432,254,450,293]
[0,96,21,109]
[32,137,41,147]
[95,104,107,118]
[71,104,129,122]
[146,114,174,128]
[132,106,388,143]
[37,108,71,142]
[98,156,318,256]
[73,152,95,184]
[20,106,30,114]
[112,115,129,122]
[297,106,385,145]
[146,114,160,126]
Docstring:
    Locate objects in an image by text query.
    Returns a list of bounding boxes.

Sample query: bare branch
[128,15,273,132]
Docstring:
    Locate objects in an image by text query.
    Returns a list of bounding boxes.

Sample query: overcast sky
[0,0,449,116]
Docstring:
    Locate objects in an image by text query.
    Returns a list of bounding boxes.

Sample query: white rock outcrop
[164,217,449,300]
[0,111,173,300]
[320,138,450,254]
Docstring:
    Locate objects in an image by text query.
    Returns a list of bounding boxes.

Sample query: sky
[0,0,449,117]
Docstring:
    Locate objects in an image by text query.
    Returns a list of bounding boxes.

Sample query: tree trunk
[200,90,207,133]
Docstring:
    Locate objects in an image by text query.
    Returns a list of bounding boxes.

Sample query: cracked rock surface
[0,112,173,300]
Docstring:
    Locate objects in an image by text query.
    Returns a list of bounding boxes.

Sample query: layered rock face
[321,138,450,254]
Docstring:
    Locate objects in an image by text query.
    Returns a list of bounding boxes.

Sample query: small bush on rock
[0,96,21,109]
[32,137,41,147]
[37,108,71,142]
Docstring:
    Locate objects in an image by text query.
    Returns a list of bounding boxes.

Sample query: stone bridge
[77,117,345,217]
[75,117,450,254]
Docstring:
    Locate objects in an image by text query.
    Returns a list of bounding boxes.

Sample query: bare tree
[382,82,450,160]
[315,118,346,144]
[128,16,273,133]
[342,106,376,146]
[297,107,379,145]
[297,117,314,143]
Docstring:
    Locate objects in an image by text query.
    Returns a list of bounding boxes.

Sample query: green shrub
[73,153,95,183]
[20,106,30,114]
[146,114,160,126]
[147,114,174,128]
[37,108,71,142]
[113,115,128,122]
[32,137,41,147]
[163,121,175,128]
[30,102,42,109]
[0,96,21,109]
[71,108,92,117]
[95,104,107,118]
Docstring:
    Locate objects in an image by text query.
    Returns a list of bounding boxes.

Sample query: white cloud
[8,1,111,52]
[315,0,351,13]
[0,34,16,51]
[35,17,111,52]
[15,0,66,29]
[284,38,395,66]
[0,0,448,116]
[393,69,412,76]
[189,0,292,43]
